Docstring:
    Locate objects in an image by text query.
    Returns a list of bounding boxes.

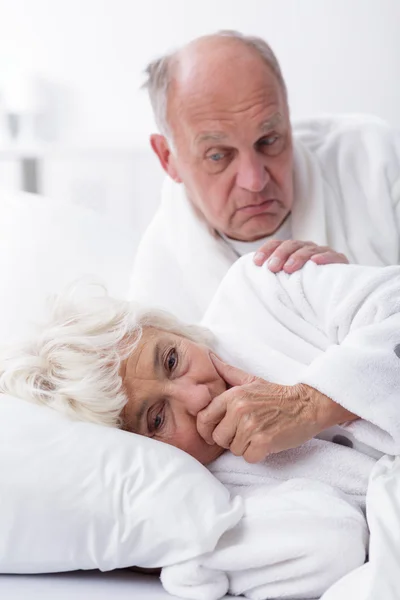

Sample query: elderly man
[129,30,400,460]
[131,30,400,323]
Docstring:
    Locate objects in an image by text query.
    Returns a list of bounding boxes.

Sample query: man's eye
[166,348,178,373]
[259,135,279,147]
[207,152,226,162]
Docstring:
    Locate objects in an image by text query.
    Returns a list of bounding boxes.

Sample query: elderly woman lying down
[2,255,400,599]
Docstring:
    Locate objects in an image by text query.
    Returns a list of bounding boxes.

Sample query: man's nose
[236,152,270,193]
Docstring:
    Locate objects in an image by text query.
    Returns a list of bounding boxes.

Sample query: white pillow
[0,190,243,572]
[0,189,134,344]
[0,394,242,572]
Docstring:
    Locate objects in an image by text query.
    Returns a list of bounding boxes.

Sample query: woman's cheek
[177,425,212,462]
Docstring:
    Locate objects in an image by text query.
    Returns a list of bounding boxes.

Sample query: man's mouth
[237,199,277,216]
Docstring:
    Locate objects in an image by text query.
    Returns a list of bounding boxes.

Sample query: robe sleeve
[276,261,400,454]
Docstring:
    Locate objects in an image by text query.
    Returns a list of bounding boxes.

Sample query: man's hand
[197,356,357,463]
[253,239,349,273]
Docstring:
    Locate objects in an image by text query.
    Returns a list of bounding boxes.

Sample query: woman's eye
[148,405,165,433]
[154,412,163,430]
[166,348,178,373]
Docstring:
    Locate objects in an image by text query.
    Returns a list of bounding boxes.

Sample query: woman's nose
[176,384,211,417]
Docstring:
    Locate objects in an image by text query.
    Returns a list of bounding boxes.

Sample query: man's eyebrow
[194,131,228,145]
[194,114,282,146]
[259,113,282,133]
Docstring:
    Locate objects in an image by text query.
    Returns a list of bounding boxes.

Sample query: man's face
[162,59,293,242]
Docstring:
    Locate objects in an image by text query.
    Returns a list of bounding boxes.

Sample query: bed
[1,571,356,600]
[0,570,227,599]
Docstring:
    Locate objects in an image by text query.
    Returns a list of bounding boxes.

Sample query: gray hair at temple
[143,30,288,140]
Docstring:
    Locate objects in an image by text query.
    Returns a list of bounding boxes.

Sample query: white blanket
[130,115,400,322]
[209,439,375,511]
[321,455,400,600]
[162,478,368,600]
[161,257,400,599]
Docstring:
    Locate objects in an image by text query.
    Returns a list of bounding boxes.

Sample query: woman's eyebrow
[153,341,162,372]
[134,341,163,431]
[135,398,149,431]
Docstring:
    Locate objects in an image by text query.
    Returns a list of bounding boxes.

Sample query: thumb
[210,354,255,387]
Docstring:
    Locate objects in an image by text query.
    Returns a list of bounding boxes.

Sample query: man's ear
[150,134,182,183]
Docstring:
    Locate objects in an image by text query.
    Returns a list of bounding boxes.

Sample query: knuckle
[253,433,271,452]
[296,247,315,257]
[196,411,207,425]
[242,420,257,437]
[288,240,302,251]
[267,239,282,248]
[230,444,243,457]
[234,397,248,413]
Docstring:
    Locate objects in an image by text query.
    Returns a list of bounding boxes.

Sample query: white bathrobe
[130,114,400,322]
[161,256,400,600]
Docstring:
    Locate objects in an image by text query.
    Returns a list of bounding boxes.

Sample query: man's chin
[227,219,289,242]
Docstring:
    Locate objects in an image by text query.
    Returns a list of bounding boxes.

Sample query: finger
[311,251,349,265]
[229,413,255,457]
[243,434,272,464]
[196,391,229,444]
[211,415,238,449]
[243,436,271,464]
[266,240,307,272]
[210,354,255,387]
[282,245,322,273]
[253,240,283,266]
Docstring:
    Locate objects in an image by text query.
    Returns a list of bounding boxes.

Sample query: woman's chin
[200,444,225,466]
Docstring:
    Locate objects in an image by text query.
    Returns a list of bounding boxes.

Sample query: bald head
[174,34,273,83]
[147,31,293,243]
[144,30,287,138]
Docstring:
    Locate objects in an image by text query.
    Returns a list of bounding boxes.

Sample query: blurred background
[0,0,399,252]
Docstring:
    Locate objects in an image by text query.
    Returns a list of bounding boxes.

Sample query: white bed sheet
[0,570,219,599]
[0,570,355,600]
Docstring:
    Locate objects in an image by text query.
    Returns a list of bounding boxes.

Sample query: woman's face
[121,327,226,465]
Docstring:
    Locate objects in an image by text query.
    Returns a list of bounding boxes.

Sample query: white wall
[1,0,400,147]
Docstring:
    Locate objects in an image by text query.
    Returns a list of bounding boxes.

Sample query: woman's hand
[197,356,358,463]
[253,239,349,273]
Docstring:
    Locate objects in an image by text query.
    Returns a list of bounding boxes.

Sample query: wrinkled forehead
[168,61,286,144]
[121,329,159,391]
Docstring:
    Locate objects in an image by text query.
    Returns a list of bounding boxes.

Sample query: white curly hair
[0,284,213,428]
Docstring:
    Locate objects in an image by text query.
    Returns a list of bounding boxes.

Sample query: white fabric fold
[208,440,375,510]
[321,455,400,600]
[162,479,368,600]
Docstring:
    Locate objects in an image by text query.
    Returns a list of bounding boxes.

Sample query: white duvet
[162,256,400,599]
